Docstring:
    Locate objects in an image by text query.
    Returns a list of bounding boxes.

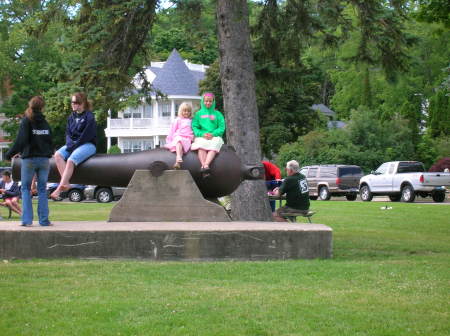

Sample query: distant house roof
[311,104,336,118]
[327,120,347,129]
[150,49,205,96]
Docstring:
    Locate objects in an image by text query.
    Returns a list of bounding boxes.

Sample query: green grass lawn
[1,200,449,335]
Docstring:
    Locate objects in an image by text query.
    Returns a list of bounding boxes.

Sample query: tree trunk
[216,0,273,221]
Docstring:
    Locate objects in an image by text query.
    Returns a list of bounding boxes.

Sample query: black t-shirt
[279,173,310,210]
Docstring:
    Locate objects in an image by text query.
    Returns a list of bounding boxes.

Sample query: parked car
[46,183,86,202]
[299,165,364,201]
[359,161,450,202]
[84,185,126,203]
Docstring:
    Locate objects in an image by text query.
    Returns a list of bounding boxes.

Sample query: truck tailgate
[421,173,450,187]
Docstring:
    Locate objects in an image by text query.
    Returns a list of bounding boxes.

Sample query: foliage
[415,0,450,28]
[429,157,450,172]
[198,60,223,112]
[428,89,450,137]
[0,0,158,151]
[0,0,448,167]
[277,106,416,172]
[148,0,218,65]
[107,145,121,155]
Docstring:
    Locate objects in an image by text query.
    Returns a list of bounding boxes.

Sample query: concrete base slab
[109,170,230,222]
[0,221,332,260]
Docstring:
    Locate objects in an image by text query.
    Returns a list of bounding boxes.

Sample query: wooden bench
[282,210,316,223]
[268,195,315,223]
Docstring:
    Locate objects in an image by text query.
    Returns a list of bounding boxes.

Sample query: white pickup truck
[359,161,450,203]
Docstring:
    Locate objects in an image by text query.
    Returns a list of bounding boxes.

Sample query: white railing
[108,117,172,129]
[132,118,153,128]
[110,119,131,129]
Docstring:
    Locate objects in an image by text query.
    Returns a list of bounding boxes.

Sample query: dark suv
[299,165,363,201]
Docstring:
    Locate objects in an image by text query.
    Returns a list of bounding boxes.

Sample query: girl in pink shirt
[164,102,194,169]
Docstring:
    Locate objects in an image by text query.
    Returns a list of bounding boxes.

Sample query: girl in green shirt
[191,93,225,176]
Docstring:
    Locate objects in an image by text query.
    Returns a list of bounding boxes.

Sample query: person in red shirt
[262,161,282,212]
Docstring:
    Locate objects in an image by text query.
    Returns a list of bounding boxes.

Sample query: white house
[104,49,208,153]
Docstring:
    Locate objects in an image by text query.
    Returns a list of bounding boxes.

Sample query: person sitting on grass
[0,171,22,216]
[272,160,310,222]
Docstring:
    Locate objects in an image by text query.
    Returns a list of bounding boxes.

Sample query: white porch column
[107,136,111,150]
[171,99,175,121]
[154,100,159,128]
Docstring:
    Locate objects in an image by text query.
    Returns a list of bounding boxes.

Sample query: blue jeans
[57,143,96,166]
[21,157,50,226]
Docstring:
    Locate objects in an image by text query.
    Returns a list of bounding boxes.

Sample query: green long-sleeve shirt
[192,109,225,138]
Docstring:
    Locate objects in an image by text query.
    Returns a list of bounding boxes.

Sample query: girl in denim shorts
[50,92,97,199]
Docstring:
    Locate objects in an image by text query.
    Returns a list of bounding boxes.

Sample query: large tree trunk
[216,0,273,221]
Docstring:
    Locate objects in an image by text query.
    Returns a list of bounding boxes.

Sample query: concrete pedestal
[0,221,332,260]
[109,170,230,222]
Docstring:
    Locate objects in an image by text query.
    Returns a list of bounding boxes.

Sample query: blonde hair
[178,102,193,118]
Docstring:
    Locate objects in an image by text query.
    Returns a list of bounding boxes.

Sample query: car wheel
[360,185,373,202]
[68,189,83,202]
[400,184,415,202]
[319,186,331,200]
[388,195,401,202]
[96,188,113,203]
[431,191,446,203]
[345,194,357,201]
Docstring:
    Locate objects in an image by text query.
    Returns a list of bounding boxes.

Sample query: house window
[122,140,132,153]
[123,106,142,119]
[143,104,153,118]
[122,139,154,153]
[143,140,154,150]
[159,102,171,117]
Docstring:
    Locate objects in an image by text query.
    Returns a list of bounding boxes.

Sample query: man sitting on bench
[272,160,310,222]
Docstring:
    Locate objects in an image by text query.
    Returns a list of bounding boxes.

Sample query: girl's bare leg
[5,198,21,215]
[11,198,22,215]
[175,142,183,162]
[198,149,207,168]
[51,160,75,199]
[54,152,66,178]
[173,142,183,169]
[204,151,217,169]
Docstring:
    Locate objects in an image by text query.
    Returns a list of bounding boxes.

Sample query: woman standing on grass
[6,96,53,226]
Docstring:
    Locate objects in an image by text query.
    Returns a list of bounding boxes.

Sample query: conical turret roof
[151,49,201,96]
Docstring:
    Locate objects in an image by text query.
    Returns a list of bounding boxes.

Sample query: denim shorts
[57,143,96,166]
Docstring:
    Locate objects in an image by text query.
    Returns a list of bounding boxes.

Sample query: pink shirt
[166,117,194,143]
